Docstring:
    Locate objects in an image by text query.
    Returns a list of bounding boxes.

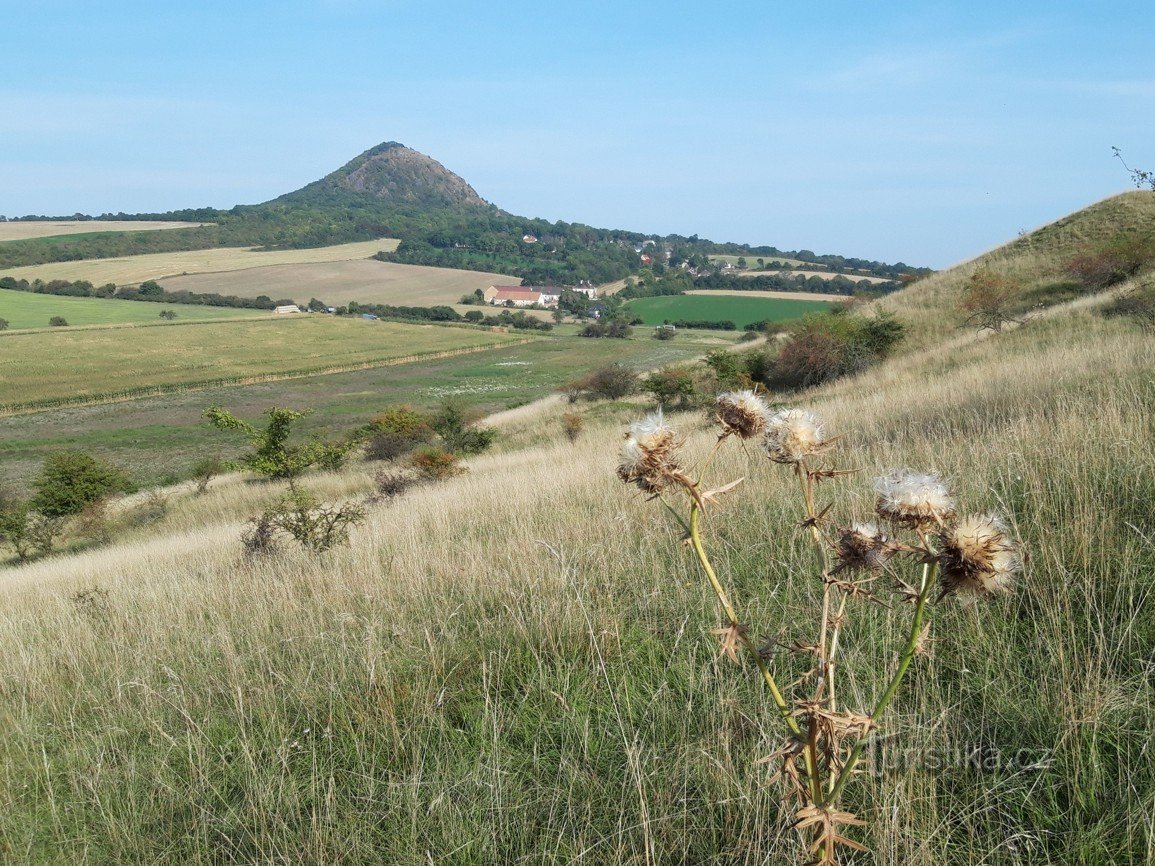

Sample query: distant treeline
[339,300,552,331]
[0,276,288,310]
[692,272,902,294]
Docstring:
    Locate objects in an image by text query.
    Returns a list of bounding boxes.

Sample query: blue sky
[2,1,1152,267]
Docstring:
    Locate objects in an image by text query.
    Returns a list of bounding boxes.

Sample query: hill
[1,192,1153,863]
[0,141,927,287]
[271,141,491,211]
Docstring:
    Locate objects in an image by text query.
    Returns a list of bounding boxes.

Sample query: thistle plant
[616,391,1022,864]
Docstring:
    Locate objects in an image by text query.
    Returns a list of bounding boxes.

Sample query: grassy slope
[0,287,265,330]
[626,293,831,326]
[2,196,1155,863]
[0,237,401,285]
[0,317,524,410]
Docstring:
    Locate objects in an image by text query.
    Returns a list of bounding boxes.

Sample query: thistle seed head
[715,390,771,439]
[617,410,683,495]
[873,469,956,528]
[833,522,900,574]
[938,514,1019,598]
[763,408,830,464]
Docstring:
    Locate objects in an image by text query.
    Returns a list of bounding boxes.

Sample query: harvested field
[0,220,208,241]
[161,259,510,307]
[734,268,893,283]
[0,238,400,286]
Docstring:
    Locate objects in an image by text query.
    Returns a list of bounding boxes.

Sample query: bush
[48,316,68,327]
[763,311,905,391]
[264,489,366,553]
[241,514,280,559]
[645,367,697,409]
[363,405,433,461]
[410,447,465,480]
[579,319,633,338]
[158,309,178,320]
[0,318,8,331]
[1100,281,1155,331]
[584,363,639,400]
[191,456,224,494]
[373,469,417,498]
[1066,233,1155,290]
[561,411,584,443]
[430,401,496,455]
[31,451,135,518]
[652,326,676,340]
[959,269,1022,332]
[205,406,351,481]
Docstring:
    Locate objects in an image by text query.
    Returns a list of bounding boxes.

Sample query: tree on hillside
[959,269,1022,333]
[31,451,135,518]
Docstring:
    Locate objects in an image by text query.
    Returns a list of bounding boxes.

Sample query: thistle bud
[873,469,955,528]
[938,514,1019,598]
[763,409,830,464]
[715,390,771,439]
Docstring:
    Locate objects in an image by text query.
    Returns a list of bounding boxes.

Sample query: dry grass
[161,258,511,307]
[0,220,209,241]
[0,238,400,285]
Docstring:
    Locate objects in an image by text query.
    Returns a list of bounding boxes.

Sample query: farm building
[483,285,564,309]
[273,304,301,314]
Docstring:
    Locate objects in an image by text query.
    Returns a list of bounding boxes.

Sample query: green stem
[823,558,937,807]
[688,500,822,801]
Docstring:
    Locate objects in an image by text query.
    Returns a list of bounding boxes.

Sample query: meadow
[159,258,509,307]
[0,316,524,411]
[0,287,265,330]
[2,192,1154,864]
[627,292,831,326]
[0,328,736,490]
[0,237,401,286]
[0,287,1152,863]
[0,220,207,241]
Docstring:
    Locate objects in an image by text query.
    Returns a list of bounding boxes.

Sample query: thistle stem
[687,499,822,801]
[822,557,937,807]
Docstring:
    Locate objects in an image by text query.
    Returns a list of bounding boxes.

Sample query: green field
[626,293,830,327]
[0,288,266,330]
[0,329,737,490]
[0,317,526,411]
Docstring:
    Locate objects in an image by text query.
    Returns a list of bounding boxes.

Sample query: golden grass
[0,220,209,241]
[161,259,511,307]
[0,238,400,285]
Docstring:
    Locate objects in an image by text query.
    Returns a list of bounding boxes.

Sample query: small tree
[645,367,697,409]
[31,451,134,518]
[411,447,465,480]
[583,363,639,400]
[205,406,350,482]
[265,489,366,553]
[959,269,1022,333]
[191,456,224,494]
[158,309,178,320]
[49,316,68,327]
[0,318,9,331]
[561,411,584,443]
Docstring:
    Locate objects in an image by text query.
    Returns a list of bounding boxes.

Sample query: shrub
[31,451,134,518]
[1100,281,1155,331]
[583,363,639,400]
[374,469,417,498]
[77,499,112,544]
[265,489,366,553]
[579,319,633,338]
[763,311,905,391]
[652,326,676,340]
[644,367,697,409]
[411,447,465,481]
[0,318,8,331]
[205,406,351,481]
[561,411,584,443]
[241,513,280,559]
[191,456,224,494]
[48,316,68,327]
[158,309,178,320]
[1065,233,1155,290]
[430,401,496,455]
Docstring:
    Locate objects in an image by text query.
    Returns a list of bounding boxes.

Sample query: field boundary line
[0,338,538,417]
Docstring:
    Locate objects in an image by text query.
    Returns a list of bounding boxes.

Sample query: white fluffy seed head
[715,390,771,439]
[873,469,956,527]
[763,408,830,464]
[938,514,1019,598]
[617,410,680,494]
[833,522,900,573]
